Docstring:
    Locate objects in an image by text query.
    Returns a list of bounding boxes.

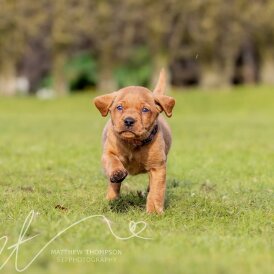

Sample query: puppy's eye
[142,107,150,113]
[116,105,123,111]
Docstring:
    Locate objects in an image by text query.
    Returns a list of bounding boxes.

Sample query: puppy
[93,70,175,213]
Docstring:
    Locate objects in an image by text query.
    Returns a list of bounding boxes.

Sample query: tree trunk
[261,50,274,85]
[200,61,221,88]
[0,61,17,96]
[220,58,234,87]
[200,58,233,88]
[97,51,117,92]
[241,40,258,84]
[52,49,68,96]
[97,65,117,92]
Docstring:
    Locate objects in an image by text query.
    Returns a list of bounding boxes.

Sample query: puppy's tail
[153,68,166,95]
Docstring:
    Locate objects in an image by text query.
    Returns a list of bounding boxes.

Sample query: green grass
[0,86,273,274]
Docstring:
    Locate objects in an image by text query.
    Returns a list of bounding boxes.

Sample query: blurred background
[0,0,274,96]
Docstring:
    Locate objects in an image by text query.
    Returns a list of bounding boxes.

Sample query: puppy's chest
[118,151,146,175]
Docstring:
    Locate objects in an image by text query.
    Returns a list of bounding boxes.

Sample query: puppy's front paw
[106,191,119,201]
[110,169,128,183]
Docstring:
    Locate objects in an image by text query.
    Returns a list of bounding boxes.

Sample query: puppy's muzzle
[124,117,135,128]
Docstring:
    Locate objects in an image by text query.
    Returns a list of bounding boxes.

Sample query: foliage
[66,53,97,91]
[115,46,152,88]
[1,0,274,95]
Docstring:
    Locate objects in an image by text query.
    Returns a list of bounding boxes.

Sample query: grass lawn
[0,86,273,274]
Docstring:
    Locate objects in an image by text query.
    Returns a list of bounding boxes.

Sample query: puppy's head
[93,69,175,141]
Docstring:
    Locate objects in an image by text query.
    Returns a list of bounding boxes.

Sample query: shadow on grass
[104,178,264,220]
[106,178,188,213]
[108,191,147,213]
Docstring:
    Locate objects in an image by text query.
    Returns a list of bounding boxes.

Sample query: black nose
[124,117,135,127]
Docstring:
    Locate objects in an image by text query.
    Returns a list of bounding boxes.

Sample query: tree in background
[194,0,244,87]
[79,0,140,91]
[142,0,192,87]
[194,0,273,87]
[48,0,88,95]
[0,0,274,95]
[256,0,274,85]
[0,0,45,95]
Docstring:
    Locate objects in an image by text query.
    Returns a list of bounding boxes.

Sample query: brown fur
[93,70,175,213]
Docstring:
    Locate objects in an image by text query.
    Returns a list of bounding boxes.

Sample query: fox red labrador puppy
[94,70,175,213]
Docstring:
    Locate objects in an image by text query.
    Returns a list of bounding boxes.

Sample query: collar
[119,124,159,147]
[140,124,158,146]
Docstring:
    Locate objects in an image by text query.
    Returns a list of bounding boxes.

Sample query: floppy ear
[93,92,117,117]
[154,95,175,117]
